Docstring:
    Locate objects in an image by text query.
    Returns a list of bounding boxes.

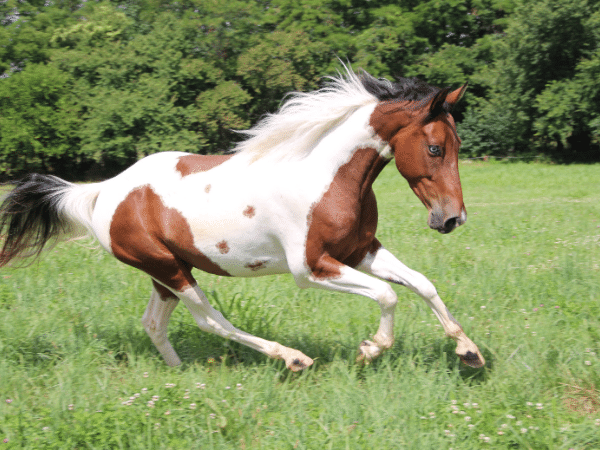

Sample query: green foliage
[0,4,74,74]
[194,80,252,151]
[1,0,599,176]
[458,99,525,157]
[52,8,256,167]
[462,0,600,159]
[0,64,82,176]
[353,4,427,78]
[50,3,134,49]
[532,8,600,157]
[237,30,327,116]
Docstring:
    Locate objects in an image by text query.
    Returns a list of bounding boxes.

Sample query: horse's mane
[233,64,440,161]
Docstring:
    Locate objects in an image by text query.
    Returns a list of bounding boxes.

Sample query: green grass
[1,161,599,449]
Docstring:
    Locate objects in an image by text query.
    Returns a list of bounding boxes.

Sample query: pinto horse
[0,67,485,371]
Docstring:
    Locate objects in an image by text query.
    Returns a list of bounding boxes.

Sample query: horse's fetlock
[446,327,465,341]
[373,333,394,349]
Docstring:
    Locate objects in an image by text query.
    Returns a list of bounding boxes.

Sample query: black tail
[0,174,73,267]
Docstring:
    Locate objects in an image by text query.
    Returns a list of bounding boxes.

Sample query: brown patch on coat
[243,206,256,218]
[175,154,233,177]
[110,186,230,295]
[305,148,389,279]
[205,184,211,193]
[245,260,267,271]
[216,240,229,254]
[369,101,416,143]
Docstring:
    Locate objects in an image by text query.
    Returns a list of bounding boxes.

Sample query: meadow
[0,161,599,449]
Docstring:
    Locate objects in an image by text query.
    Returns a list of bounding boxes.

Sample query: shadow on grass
[146,332,490,386]
[435,340,493,384]
[171,327,361,370]
[368,336,493,384]
[81,312,492,384]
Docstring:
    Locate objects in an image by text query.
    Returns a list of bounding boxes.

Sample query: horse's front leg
[295,254,399,362]
[357,242,485,368]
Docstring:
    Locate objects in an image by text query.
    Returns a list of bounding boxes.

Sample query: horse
[0,66,485,371]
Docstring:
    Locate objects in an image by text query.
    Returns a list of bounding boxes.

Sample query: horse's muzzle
[429,209,467,234]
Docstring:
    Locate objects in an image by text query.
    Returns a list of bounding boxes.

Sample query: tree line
[1,0,599,179]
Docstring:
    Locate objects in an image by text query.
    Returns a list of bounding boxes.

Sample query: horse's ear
[426,87,452,121]
[444,83,468,111]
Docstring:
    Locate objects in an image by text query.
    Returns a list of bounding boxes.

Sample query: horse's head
[370,83,468,234]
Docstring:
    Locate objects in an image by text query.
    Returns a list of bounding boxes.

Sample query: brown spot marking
[175,154,233,177]
[216,240,229,254]
[305,148,389,279]
[245,260,267,271]
[110,186,230,294]
[243,206,256,218]
[205,184,211,193]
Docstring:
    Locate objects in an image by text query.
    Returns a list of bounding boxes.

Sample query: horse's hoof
[356,340,382,364]
[288,356,313,372]
[459,350,485,368]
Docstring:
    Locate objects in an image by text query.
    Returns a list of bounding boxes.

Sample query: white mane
[233,65,378,161]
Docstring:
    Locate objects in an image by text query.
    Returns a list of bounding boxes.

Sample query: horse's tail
[0,174,101,267]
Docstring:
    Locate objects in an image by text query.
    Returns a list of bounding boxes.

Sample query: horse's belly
[191,229,291,277]
[175,186,308,278]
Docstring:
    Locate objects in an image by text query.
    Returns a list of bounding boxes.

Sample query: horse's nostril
[429,210,466,233]
[442,217,459,233]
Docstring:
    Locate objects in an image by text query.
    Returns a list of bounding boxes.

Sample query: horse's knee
[378,284,398,309]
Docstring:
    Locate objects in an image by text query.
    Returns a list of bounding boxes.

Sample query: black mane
[359,70,440,103]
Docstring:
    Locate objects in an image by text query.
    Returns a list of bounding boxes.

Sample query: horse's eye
[428,145,442,157]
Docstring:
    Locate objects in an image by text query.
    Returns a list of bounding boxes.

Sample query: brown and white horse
[0,67,485,371]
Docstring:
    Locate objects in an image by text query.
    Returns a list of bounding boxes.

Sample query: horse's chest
[306,186,377,266]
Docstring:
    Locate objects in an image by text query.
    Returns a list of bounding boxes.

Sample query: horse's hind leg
[108,188,311,369]
[177,283,313,371]
[141,281,181,366]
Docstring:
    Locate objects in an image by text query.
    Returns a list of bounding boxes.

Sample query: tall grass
[1,161,599,449]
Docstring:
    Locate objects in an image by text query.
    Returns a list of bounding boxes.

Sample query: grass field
[1,161,599,449]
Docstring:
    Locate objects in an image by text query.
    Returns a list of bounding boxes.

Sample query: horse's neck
[304,105,392,198]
